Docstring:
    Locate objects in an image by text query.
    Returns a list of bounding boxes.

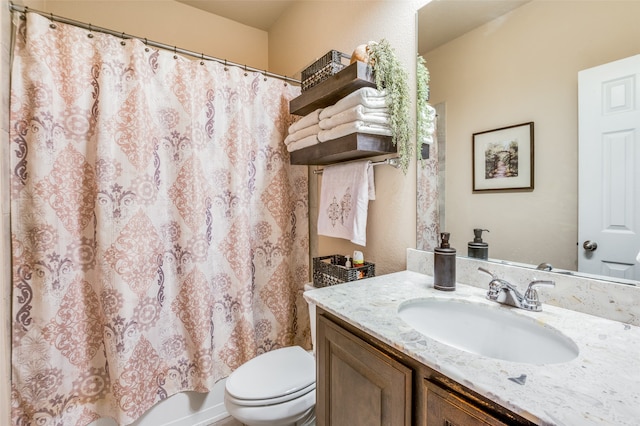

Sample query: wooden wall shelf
[289,133,396,165]
[289,61,376,116]
[288,61,397,166]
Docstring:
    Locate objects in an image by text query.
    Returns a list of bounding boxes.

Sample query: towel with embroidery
[317,161,375,246]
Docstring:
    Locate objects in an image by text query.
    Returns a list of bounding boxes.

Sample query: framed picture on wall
[472,122,534,192]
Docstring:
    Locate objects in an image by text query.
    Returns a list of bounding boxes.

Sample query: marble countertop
[304,270,640,425]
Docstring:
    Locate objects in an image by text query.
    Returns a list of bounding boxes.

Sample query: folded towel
[288,108,323,134]
[286,134,319,152]
[318,161,375,246]
[285,124,321,145]
[318,120,392,143]
[319,105,390,130]
[319,87,387,119]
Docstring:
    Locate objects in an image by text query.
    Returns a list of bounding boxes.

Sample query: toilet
[224,283,318,426]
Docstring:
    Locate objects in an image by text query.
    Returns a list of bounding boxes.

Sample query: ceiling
[175,0,530,52]
[175,0,296,31]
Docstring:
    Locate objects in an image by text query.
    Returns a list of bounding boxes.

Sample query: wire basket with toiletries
[313,254,375,287]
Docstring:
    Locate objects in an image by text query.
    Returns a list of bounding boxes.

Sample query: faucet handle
[523,280,555,311]
[478,267,504,300]
[477,267,496,279]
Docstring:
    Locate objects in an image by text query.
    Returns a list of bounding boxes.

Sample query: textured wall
[269,0,424,275]
[21,0,269,70]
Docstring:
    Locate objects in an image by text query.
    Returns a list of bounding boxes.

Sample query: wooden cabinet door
[316,314,412,426]
[424,379,508,426]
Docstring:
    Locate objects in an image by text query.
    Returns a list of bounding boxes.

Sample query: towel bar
[312,157,400,175]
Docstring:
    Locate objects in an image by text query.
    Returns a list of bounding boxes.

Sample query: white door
[578,54,640,280]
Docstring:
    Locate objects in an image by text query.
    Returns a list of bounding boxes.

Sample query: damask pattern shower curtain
[10,12,309,425]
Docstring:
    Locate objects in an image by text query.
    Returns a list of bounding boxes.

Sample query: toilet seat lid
[226,346,315,401]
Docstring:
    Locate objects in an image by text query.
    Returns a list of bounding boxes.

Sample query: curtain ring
[144,38,149,52]
[173,46,178,60]
[87,23,94,38]
[263,69,268,81]
[49,13,56,29]
[200,53,204,66]
[224,59,228,71]
[20,6,27,20]
[284,76,288,86]
[244,64,248,77]
[120,32,126,46]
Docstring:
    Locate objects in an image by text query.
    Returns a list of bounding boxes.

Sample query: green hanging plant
[365,39,412,173]
[416,55,434,162]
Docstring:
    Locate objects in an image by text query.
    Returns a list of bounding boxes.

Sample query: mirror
[416,0,640,285]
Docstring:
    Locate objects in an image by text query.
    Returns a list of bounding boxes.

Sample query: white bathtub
[90,379,229,426]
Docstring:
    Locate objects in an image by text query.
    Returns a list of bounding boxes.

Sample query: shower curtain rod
[8,2,301,85]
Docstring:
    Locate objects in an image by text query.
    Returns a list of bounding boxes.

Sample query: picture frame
[472,122,534,192]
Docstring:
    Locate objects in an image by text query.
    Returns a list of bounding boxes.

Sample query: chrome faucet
[478,267,555,312]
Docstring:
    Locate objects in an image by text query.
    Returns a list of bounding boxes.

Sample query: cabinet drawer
[424,379,508,426]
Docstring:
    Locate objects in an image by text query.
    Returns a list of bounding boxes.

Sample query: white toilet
[224,283,318,426]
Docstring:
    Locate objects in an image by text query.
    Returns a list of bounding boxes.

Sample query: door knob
[583,240,598,251]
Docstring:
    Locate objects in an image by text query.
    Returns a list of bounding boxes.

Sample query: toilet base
[224,387,315,426]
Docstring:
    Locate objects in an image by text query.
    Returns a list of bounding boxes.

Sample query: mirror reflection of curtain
[416,134,439,251]
[10,12,308,425]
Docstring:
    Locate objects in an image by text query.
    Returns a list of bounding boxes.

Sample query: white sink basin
[398,298,579,365]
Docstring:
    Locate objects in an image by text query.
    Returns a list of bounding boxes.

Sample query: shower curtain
[9,12,309,426]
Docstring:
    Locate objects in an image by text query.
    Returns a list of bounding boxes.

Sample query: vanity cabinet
[316,314,412,425]
[316,308,536,426]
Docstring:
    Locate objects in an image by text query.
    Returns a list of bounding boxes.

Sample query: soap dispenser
[434,232,456,291]
[468,228,489,260]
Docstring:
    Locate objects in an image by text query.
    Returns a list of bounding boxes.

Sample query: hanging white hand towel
[318,161,375,246]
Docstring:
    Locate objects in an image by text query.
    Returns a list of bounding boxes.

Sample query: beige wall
[424,0,640,270]
[270,0,422,275]
[20,0,269,69]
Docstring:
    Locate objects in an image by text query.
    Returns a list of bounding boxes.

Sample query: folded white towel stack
[317,161,375,246]
[318,121,392,142]
[319,104,390,130]
[286,134,318,153]
[319,87,387,120]
[288,108,323,134]
[285,87,392,152]
[285,124,321,145]
[285,109,323,152]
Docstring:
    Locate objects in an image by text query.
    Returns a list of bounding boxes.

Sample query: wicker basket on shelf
[312,254,375,287]
[301,50,351,92]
